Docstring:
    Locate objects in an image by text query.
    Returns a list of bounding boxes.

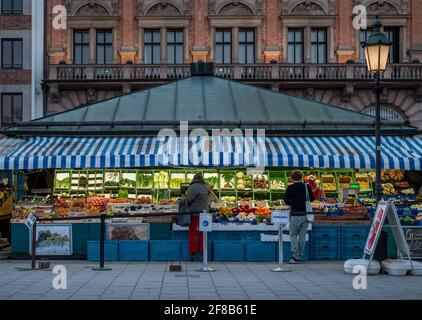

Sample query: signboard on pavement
[271,211,289,225]
[199,212,213,232]
[24,213,36,230]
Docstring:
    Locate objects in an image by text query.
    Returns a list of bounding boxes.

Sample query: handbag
[305,184,314,223]
[176,196,191,227]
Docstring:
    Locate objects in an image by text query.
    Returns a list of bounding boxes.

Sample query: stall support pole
[92,214,111,271]
[196,231,215,272]
[31,220,36,270]
[272,223,291,272]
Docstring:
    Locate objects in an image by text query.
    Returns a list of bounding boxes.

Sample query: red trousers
[189,216,203,254]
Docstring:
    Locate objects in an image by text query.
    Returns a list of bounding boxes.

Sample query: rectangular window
[287,28,304,63]
[1,38,22,68]
[384,27,400,63]
[239,28,255,64]
[96,29,113,64]
[215,28,232,64]
[73,30,90,64]
[167,29,184,64]
[144,29,161,64]
[311,28,328,64]
[1,93,22,126]
[360,29,373,61]
[1,0,23,14]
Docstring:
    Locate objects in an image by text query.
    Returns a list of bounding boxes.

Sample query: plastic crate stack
[310,226,342,260]
[341,226,370,260]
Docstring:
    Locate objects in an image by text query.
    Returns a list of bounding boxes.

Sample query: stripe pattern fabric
[0,136,421,170]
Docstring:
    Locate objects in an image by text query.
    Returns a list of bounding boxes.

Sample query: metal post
[31,220,36,270]
[196,230,215,272]
[92,214,111,271]
[375,73,382,203]
[272,223,291,272]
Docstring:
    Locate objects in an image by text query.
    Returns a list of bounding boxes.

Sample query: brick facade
[43,0,422,128]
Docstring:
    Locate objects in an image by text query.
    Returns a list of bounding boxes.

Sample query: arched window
[362,106,404,121]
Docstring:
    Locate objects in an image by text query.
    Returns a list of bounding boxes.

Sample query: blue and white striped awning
[0,136,421,170]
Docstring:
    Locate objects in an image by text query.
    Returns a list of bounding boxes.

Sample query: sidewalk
[0,260,421,300]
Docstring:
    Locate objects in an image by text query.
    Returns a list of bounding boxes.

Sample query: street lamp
[362,18,391,202]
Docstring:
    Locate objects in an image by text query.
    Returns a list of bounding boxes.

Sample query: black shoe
[288,258,300,264]
[190,254,196,261]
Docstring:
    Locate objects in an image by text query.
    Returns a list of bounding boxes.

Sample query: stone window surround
[137,17,191,64]
[282,17,336,63]
[354,17,409,63]
[208,16,264,63]
[66,17,120,64]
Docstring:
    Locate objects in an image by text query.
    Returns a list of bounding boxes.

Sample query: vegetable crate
[213,241,245,262]
[245,241,276,262]
[118,241,149,261]
[341,226,370,240]
[87,241,118,261]
[341,241,366,260]
[311,226,342,244]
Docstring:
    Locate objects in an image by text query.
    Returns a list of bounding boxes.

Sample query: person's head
[192,172,205,183]
[291,170,304,182]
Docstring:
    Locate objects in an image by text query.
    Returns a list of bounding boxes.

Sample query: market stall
[1,71,421,261]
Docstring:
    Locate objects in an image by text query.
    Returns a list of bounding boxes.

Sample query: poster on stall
[403,227,422,260]
[107,223,149,240]
[31,224,72,256]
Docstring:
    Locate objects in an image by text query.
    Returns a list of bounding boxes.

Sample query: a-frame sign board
[363,201,414,271]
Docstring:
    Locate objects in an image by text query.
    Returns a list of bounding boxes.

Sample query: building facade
[0,0,32,128]
[44,0,422,128]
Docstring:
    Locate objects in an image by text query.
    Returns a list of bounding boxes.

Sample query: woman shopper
[307,175,325,200]
[284,170,315,264]
[186,173,211,261]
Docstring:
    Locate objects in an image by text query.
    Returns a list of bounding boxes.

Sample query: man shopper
[284,170,315,264]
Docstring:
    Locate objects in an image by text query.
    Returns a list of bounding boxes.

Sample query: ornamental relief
[66,0,118,16]
[138,0,189,15]
[210,0,263,15]
[355,0,409,15]
[281,0,335,15]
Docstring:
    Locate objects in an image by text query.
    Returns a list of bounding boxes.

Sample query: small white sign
[199,212,213,232]
[24,213,36,230]
[271,211,289,225]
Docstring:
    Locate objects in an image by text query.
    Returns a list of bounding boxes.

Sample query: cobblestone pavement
[0,260,421,300]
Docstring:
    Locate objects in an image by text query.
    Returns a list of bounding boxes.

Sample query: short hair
[291,170,303,182]
[193,172,205,183]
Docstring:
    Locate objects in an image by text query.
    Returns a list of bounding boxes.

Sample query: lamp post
[362,18,391,203]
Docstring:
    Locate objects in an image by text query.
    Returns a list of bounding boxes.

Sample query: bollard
[196,212,215,272]
[92,214,112,271]
[271,222,291,272]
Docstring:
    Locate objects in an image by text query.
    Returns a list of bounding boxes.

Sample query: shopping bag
[305,184,314,222]
[176,197,191,227]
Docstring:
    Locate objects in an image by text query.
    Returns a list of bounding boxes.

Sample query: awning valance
[0,136,421,170]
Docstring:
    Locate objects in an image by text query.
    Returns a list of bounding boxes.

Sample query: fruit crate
[213,241,244,261]
[118,241,149,261]
[245,241,276,262]
[87,241,118,261]
[311,226,342,243]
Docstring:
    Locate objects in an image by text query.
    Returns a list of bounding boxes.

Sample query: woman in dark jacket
[186,173,211,261]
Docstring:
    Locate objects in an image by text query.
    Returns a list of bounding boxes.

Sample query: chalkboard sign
[403,227,422,260]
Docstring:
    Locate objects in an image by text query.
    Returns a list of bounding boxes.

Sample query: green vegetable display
[137,173,153,189]
[55,177,71,189]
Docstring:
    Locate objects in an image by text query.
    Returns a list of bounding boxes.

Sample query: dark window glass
[167,29,184,64]
[96,29,113,64]
[384,27,400,63]
[215,28,232,64]
[2,0,23,14]
[311,28,327,64]
[144,29,161,64]
[73,30,90,64]
[1,93,22,126]
[239,28,255,64]
[287,29,304,63]
[1,38,23,68]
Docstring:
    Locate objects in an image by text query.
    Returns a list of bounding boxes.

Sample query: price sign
[24,213,36,230]
[199,212,213,232]
[271,211,289,225]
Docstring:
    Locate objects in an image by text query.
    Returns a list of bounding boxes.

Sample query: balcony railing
[50,63,422,82]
